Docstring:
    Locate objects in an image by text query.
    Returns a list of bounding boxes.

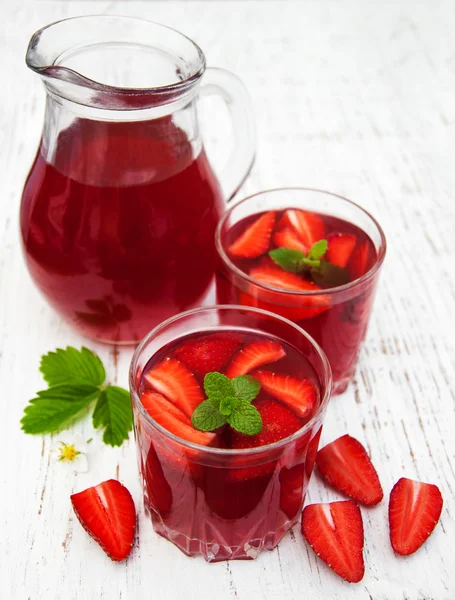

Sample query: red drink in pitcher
[215,189,386,394]
[20,119,224,342]
[130,306,331,562]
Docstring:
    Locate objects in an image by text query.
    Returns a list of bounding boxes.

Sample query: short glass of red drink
[130,305,331,562]
[215,188,386,394]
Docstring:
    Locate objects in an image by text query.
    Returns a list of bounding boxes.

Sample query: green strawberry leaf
[92,386,133,447]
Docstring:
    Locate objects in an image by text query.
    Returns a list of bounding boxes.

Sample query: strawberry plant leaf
[40,347,106,387]
[92,386,133,447]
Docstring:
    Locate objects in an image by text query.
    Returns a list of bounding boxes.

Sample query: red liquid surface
[20,119,224,342]
[135,329,324,561]
[216,210,379,393]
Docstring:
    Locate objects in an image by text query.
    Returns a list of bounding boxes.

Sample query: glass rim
[215,187,387,296]
[129,304,332,457]
[26,15,206,95]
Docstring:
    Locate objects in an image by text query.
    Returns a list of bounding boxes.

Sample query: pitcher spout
[26,15,205,110]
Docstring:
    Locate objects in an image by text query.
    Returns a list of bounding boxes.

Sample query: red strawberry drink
[130,306,331,562]
[215,189,386,394]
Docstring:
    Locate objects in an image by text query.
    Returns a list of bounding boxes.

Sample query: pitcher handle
[199,67,256,202]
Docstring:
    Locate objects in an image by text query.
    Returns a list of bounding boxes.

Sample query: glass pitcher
[20,16,255,343]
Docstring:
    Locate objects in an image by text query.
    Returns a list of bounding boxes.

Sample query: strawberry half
[71,479,136,562]
[280,209,325,248]
[316,434,383,506]
[228,211,276,258]
[239,291,325,322]
[301,500,365,583]
[228,397,302,481]
[252,370,317,419]
[144,358,203,418]
[174,334,240,378]
[327,233,357,268]
[225,339,285,378]
[389,477,443,555]
[348,241,370,280]
[141,391,215,446]
[273,228,309,254]
[248,265,329,319]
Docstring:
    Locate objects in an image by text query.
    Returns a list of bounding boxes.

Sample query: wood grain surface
[1,1,454,599]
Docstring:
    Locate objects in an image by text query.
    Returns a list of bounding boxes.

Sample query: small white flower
[52,436,89,473]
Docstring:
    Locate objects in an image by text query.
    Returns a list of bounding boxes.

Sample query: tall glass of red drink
[130,305,332,562]
[215,189,386,394]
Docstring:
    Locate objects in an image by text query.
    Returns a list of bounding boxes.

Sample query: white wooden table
[2,1,454,598]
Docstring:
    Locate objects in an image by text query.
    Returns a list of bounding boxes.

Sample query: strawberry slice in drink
[144,358,203,418]
[279,209,325,248]
[301,500,365,583]
[246,265,329,320]
[252,370,317,419]
[327,233,357,268]
[141,391,216,446]
[315,434,383,506]
[174,334,241,379]
[348,240,370,280]
[388,477,443,555]
[228,211,276,258]
[228,397,302,481]
[71,479,136,562]
[273,228,309,254]
[225,339,285,378]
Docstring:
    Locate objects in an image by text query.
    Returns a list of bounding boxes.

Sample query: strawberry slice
[348,241,370,280]
[316,434,383,506]
[327,233,357,268]
[174,334,241,378]
[225,339,285,378]
[279,463,306,519]
[273,228,309,254]
[280,209,325,248]
[301,500,365,583]
[247,265,329,320]
[389,477,443,555]
[144,358,203,418]
[141,391,215,446]
[228,211,276,258]
[252,370,317,419]
[228,397,302,481]
[71,479,136,562]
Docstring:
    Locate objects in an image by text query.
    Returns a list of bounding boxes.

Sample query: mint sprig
[21,347,132,447]
[192,373,262,435]
[269,239,328,273]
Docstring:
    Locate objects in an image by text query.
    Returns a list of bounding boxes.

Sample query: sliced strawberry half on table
[280,209,325,248]
[71,479,136,562]
[174,334,241,378]
[301,500,365,583]
[388,477,443,556]
[144,358,203,418]
[348,241,370,280]
[228,211,276,258]
[316,434,383,506]
[327,233,357,268]
[252,370,317,419]
[228,397,302,481]
[273,228,309,254]
[141,391,216,446]
[225,339,285,378]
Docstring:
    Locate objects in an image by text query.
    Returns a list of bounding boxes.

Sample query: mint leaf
[269,247,306,273]
[219,396,239,416]
[192,400,227,431]
[226,399,262,436]
[40,347,106,387]
[232,375,261,403]
[204,372,234,407]
[92,386,133,447]
[20,384,100,434]
[308,240,328,261]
